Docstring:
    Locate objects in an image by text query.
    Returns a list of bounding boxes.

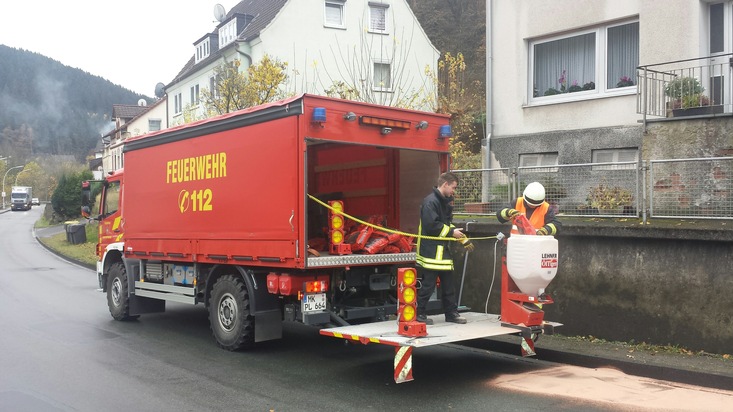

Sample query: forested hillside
[409,0,486,89]
[0,2,486,165]
[0,45,150,163]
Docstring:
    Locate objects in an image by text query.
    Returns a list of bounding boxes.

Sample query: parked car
[31,198,40,206]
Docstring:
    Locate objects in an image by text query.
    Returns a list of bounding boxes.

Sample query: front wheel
[209,274,254,350]
[107,262,138,320]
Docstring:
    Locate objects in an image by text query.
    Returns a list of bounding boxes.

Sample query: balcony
[637,54,732,126]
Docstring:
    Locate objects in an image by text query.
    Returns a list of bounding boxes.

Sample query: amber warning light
[397,267,427,337]
[359,115,411,130]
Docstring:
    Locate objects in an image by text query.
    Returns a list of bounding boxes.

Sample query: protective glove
[504,208,520,220]
[536,226,549,236]
[459,237,475,252]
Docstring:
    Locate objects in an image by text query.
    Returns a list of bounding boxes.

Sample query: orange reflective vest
[511,197,549,234]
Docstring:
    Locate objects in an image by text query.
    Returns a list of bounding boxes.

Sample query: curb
[33,227,96,271]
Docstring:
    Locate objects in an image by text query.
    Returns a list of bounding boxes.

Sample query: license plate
[302,293,327,313]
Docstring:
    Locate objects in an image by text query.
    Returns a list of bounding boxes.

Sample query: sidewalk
[480,333,733,391]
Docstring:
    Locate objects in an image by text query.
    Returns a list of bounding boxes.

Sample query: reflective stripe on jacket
[416,188,455,271]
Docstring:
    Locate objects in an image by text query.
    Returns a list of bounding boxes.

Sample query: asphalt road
[1,207,730,411]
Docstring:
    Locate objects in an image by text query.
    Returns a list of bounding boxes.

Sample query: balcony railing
[637,54,732,127]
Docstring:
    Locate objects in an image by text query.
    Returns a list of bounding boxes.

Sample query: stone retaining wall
[453,220,733,354]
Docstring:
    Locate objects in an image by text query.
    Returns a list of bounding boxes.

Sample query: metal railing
[452,157,733,221]
[637,54,732,128]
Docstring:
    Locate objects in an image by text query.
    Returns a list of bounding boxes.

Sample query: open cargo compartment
[301,141,444,324]
[304,141,442,268]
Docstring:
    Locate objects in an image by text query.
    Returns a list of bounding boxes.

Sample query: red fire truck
[83,95,558,383]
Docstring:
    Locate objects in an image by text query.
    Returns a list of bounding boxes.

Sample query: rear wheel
[107,262,138,320]
[209,274,254,350]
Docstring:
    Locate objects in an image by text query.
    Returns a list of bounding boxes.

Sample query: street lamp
[14,168,28,186]
[2,165,25,210]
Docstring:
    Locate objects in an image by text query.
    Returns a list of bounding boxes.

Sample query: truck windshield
[11,193,27,199]
[103,181,120,216]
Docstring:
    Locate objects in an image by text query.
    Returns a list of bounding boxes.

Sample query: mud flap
[255,309,283,342]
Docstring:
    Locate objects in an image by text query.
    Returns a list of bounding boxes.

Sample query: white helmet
[523,182,545,207]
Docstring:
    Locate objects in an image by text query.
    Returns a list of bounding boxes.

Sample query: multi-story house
[483,0,732,217]
[487,0,732,167]
[164,0,439,126]
[102,98,166,174]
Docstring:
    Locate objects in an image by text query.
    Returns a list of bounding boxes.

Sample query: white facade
[102,99,167,175]
[165,0,439,126]
[488,0,721,167]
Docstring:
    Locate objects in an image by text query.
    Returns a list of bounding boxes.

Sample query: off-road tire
[107,262,138,320]
[209,274,255,350]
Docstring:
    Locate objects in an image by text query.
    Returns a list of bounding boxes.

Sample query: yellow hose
[308,194,497,242]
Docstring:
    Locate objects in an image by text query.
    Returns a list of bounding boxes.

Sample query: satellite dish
[137,98,147,107]
[214,4,227,22]
[154,82,166,98]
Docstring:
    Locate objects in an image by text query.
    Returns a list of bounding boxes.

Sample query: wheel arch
[100,243,125,292]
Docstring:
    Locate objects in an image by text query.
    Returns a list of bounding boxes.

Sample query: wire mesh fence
[450,168,512,214]
[649,157,733,219]
[452,157,733,220]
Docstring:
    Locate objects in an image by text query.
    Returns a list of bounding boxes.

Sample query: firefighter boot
[445,312,467,324]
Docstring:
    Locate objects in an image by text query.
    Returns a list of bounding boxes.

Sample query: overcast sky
[0,1,239,96]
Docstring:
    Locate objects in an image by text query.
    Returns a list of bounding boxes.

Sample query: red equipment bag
[514,214,536,235]
[348,225,373,251]
[362,236,390,254]
[381,244,401,254]
[394,236,414,253]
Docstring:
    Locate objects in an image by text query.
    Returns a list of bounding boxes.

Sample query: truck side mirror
[81,205,92,219]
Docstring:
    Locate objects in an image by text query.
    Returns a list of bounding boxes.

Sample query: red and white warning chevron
[394,346,414,383]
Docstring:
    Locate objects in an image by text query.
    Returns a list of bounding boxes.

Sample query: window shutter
[370,6,386,31]
[325,3,343,26]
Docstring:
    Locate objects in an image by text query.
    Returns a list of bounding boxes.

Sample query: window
[519,152,558,172]
[606,23,639,90]
[219,20,237,47]
[325,1,345,28]
[209,75,218,99]
[592,148,638,170]
[369,3,389,33]
[174,93,182,115]
[373,61,391,90]
[531,21,639,103]
[190,84,200,106]
[148,119,162,131]
[195,39,210,64]
[103,180,120,216]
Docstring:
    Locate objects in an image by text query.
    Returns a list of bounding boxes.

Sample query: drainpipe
[485,0,493,170]
[235,41,253,68]
[483,0,494,202]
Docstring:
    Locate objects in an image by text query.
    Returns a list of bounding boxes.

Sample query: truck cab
[11,186,32,211]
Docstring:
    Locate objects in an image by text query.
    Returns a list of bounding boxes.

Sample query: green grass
[37,220,99,267]
[565,334,731,360]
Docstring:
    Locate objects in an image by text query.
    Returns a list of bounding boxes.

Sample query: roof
[167,0,287,87]
[112,104,149,120]
[104,98,165,139]
[229,0,287,42]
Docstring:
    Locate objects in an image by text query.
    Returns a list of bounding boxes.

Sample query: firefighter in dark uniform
[416,172,474,325]
[497,181,560,235]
